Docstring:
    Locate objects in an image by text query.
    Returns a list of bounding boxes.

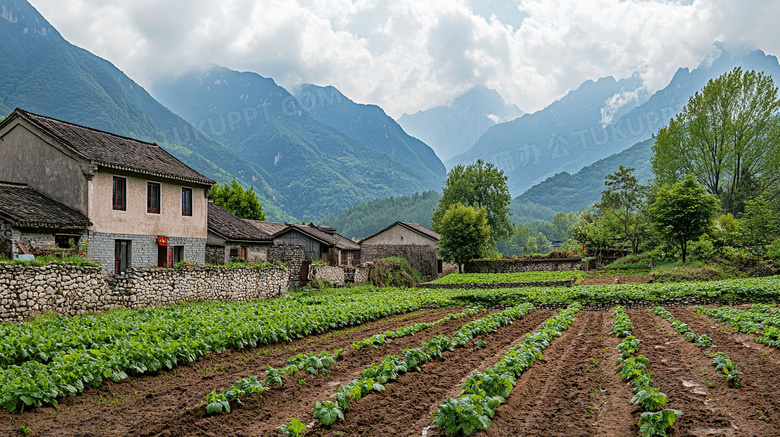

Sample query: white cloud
[27,0,780,118]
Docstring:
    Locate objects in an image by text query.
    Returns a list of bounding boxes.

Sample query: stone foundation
[465,257,582,274]
[0,263,288,323]
[418,279,574,289]
[87,231,206,274]
[310,264,346,287]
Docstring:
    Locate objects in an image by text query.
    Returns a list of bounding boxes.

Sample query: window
[55,235,80,249]
[173,246,184,264]
[114,240,130,274]
[182,187,192,216]
[112,177,126,211]
[147,182,161,214]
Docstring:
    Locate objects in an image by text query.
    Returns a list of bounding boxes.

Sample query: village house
[0,181,92,259]
[0,109,214,274]
[206,202,273,264]
[272,222,360,267]
[360,221,441,281]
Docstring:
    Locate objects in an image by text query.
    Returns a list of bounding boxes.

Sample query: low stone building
[0,109,215,273]
[0,181,92,259]
[360,221,441,281]
[273,223,360,267]
[206,202,273,264]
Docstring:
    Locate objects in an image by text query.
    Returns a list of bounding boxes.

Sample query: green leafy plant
[313,400,344,426]
[206,389,230,414]
[712,352,742,388]
[638,409,683,437]
[278,417,307,437]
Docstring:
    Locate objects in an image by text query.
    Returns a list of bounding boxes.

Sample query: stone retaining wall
[417,279,574,289]
[465,257,582,274]
[268,245,305,286]
[0,263,288,323]
[309,264,346,287]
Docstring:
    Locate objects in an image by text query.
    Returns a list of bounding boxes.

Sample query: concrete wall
[465,258,583,274]
[0,121,90,215]
[88,171,208,239]
[86,232,205,274]
[0,263,288,323]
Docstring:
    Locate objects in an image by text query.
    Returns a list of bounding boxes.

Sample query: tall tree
[437,203,492,272]
[209,179,266,220]
[596,166,648,254]
[432,160,512,242]
[650,174,720,263]
[739,196,777,250]
[652,67,780,214]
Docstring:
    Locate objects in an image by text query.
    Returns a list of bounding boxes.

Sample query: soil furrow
[303,309,556,437]
[670,307,780,431]
[482,310,636,436]
[629,309,743,436]
[0,307,475,437]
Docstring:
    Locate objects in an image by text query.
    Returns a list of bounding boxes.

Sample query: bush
[363,258,421,288]
[1,255,99,268]
[767,239,780,262]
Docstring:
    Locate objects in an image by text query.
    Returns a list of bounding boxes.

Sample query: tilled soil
[3,307,780,437]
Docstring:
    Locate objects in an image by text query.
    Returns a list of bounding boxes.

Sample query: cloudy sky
[29,0,780,118]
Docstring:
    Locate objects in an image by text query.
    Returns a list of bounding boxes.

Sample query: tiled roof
[0,181,91,229]
[245,220,289,238]
[10,109,214,186]
[359,221,440,243]
[207,203,272,243]
[278,223,360,251]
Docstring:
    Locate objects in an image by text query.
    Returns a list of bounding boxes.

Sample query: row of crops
[1,276,779,415]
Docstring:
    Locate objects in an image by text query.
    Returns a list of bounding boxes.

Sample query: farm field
[429,270,585,284]
[1,280,780,436]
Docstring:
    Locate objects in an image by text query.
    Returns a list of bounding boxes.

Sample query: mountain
[151,66,445,220]
[513,138,654,213]
[0,0,298,220]
[397,85,524,162]
[449,47,780,197]
[293,84,445,184]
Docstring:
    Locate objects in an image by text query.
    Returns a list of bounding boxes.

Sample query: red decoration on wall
[157,236,169,246]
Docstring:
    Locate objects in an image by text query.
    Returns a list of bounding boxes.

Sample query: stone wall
[417,279,574,290]
[87,231,206,274]
[206,245,225,265]
[309,264,345,287]
[360,244,438,280]
[465,257,582,274]
[268,245,305,286]
[0,263,288,323]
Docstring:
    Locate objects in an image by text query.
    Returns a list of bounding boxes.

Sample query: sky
[29,0,780,118]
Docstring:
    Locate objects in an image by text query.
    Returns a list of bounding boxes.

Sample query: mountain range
[450,46,780,202]
[397,85,524,162]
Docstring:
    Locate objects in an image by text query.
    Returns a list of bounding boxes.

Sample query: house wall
[88,171,208,239]
[274,230,322,261]
[361,224,437,247]
[0,122,90,215]
[360,244,439,280]
[87,231,205,274]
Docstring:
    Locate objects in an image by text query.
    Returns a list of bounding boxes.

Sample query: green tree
[739,196,777,250]
[572,221,611,256]
[652,67,780,214]
[550,212,579,241]
[497,223,530,257]
[209,179,266,220]
[650,174,720,263]
[437,203,492,272]
[536,232,553,254]
[596,166,648,254]
[432,160,512,242]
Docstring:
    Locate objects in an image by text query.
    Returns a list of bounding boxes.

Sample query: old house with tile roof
[206,202,274,265]
[0,109,214,273]
[0,181,92,259]
[360,221,441,280]
[273,222,360,267]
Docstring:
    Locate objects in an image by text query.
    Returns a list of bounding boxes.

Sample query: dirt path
[630,308,780,436]
[0,307,479,437]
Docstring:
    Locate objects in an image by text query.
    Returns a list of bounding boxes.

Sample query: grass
[431,270,585,284]
[0,255,100,268]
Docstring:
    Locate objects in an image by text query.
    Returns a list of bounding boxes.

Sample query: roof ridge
[17,108,160,148]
